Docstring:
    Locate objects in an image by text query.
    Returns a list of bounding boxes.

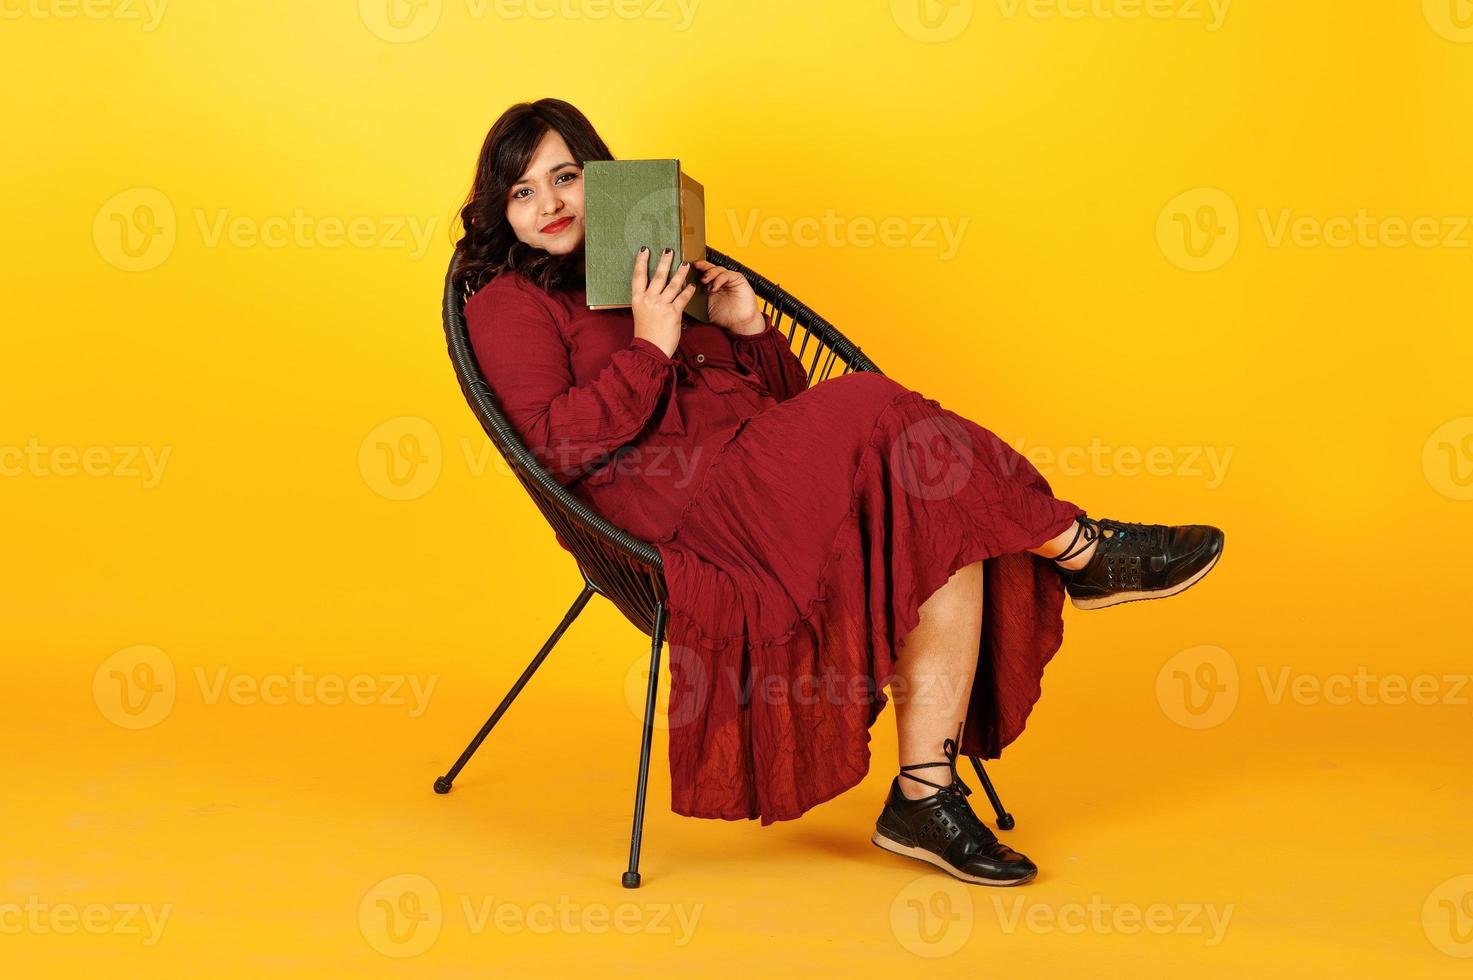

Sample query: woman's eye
[512,171,578,201]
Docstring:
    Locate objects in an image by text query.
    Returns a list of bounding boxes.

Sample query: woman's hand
[631,247,697,358]
[692,259,766,336]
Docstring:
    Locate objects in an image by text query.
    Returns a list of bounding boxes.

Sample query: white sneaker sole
[1068,539,1224,611]
[870,830,1038,886]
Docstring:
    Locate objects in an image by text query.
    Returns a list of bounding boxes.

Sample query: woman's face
[505,129,584,256]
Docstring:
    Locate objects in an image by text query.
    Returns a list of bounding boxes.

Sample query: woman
[454,98,1224,887]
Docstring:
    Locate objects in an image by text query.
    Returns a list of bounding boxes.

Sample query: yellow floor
[7,567,1470,976]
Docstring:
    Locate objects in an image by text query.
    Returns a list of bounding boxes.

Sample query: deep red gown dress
[465,269,1085,826]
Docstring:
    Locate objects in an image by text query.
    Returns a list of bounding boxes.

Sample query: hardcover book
[584,159,709,322]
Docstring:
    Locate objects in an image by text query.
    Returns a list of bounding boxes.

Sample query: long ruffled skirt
[645,372,1084,826]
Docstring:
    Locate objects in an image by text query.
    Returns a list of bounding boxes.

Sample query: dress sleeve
[467,277,677,485]
[729,311,811,403]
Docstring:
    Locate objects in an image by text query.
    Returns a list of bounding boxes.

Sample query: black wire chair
[435,245,1016,888]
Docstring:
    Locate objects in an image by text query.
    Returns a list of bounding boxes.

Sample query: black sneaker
[1050,515,1224,610]
[871,725,1038,886]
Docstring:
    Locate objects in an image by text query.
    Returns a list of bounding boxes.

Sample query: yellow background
[4,0,1472,974]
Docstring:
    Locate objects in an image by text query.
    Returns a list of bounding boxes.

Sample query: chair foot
[433,584,595,794]
[621,871,641,889]
[967,754,1017,830]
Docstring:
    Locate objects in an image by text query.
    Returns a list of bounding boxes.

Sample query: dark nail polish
[639,246,648,253]
[663,247,672,254]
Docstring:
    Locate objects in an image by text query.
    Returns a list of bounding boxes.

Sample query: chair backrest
[440,245,883,635]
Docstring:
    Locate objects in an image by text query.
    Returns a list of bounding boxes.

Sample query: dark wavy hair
[451,98,614,302]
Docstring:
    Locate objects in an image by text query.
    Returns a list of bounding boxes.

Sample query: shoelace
[1096,518,1168,552]
[1049,516,1100,566]
[1050,515,1169,566]
[897,723,994,839]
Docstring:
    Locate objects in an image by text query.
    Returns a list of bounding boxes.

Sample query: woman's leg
[1029,521,1098,570]
[892,559,985,800]
[891,522,1096,799]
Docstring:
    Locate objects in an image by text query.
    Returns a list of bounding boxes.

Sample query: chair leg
[967,755,1016,830]
[622,601,667,888]
[433,583,595,795]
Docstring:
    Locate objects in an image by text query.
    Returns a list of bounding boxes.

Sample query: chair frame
[434,245,1015,888]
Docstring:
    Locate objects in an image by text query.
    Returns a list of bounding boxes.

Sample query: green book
[584,159,708,323]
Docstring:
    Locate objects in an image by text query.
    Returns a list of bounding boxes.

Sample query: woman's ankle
[1053,538,1097,571]
[1033,515,1099,571]
[898,782,944,801]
